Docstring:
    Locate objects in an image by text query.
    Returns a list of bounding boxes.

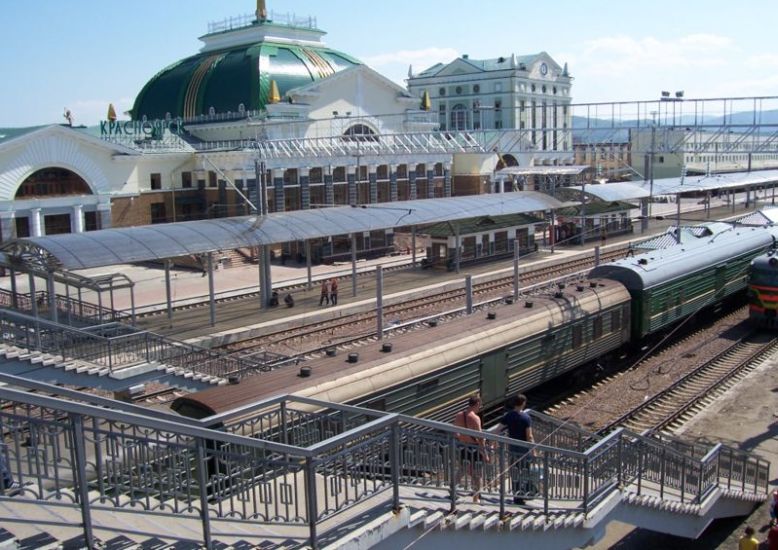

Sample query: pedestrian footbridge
[0,373,768,549]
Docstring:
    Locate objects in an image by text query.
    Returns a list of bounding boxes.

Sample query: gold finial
[107,103,117,122]
[268,80,281,104]
[256,0,267,22]
[421,90,431,111]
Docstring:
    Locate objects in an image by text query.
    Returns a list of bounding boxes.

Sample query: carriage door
[714,264,727,299]
[480,352,507,407]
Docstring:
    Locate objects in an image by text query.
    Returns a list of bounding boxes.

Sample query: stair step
[17,532,58,550]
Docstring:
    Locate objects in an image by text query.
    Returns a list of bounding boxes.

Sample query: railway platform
[74,198,770,344]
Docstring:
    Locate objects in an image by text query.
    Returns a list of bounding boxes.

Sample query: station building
[0,4,518,249]
[407,51,574,168]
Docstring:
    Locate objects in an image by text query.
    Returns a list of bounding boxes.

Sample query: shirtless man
[453,395,488,503]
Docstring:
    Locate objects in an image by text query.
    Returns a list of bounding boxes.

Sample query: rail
[0,309,266,378]
[0,388,768,549]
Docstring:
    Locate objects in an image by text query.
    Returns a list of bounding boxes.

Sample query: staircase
[0,388,768,550]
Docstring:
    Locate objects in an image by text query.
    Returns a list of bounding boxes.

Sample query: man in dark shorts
[500,394,535,505]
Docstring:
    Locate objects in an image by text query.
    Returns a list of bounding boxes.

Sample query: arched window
[15,167,92,199]
[342,124,378,142]
[450,104,468,131]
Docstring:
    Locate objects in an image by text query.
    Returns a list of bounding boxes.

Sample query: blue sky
[2,0,777,127]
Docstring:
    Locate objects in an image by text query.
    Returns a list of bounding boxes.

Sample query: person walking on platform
[329,277,338,306]
[319,280,330,306]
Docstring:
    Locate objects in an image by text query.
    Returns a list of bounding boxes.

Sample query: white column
[71,204,84,233]
[30,208,42,237]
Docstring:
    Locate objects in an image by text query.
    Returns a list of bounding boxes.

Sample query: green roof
[0,125,49,146]
[132,41,360,120]
[422,213,544,238]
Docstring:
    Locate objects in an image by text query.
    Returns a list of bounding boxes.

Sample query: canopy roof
[1,192,572,271]
[496,165,591,177]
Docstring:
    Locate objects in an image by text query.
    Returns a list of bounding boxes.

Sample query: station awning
[1,192,576,271]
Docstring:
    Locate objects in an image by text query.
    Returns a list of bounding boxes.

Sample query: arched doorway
[15,167,94,237]
[342,124,379,142]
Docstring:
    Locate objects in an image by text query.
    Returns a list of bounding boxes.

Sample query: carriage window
[417,378,439,396]
[592,317,603,339]
[572,325,583,349]
[611,310,621,331]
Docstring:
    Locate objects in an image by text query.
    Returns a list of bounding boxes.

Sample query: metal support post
[28,271,38,318]
[305,457,319,549]
[9,268,17,309]
[465,275,473,315]
[195,439,214,549]
[543,451,550,516]
[448,432,458,513]
[411,226,417,268]
[513,241,520,300]
[97,291,103,324]
[498,442,506,519]
[164,260,174,324]
[65,282,72,325]
[376,266,383,340]
[47,270,58,323]
[390,423,401,511]
[351,233,357,298]
[676,193,682,243]
[206,253,216,326]
[454,224,461,274]
[69,414,95,550]
[550,210,556,253]
[305,239,312,291]
[129,285,136,325]
[109,284,115,313]
[594,245,601,266]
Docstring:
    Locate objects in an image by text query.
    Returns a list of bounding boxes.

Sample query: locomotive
[748,248,778,327]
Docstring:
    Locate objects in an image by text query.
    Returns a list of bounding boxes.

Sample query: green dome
[132,41,360,121]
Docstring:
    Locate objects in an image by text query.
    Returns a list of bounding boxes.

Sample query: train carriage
[172,279,631,423]
[589,226,776,340]
[748,249,778,327]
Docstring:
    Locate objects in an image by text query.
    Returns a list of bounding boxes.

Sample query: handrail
[0,308,264,378]
[0,388,769,549]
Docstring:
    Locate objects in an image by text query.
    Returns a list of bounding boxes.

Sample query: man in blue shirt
[500,394,535,505]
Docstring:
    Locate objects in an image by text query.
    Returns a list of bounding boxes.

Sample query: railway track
[599,332,778,435]
[223,246,629,358]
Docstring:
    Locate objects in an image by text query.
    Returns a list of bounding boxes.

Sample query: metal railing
[0,287,129,326]
[0,309,266,378]
[0,387,769,549]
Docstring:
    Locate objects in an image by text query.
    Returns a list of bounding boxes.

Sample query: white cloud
[359,47,459,86]
[746,53,778,69]
[360,47,459,69]
[578,33,732,76]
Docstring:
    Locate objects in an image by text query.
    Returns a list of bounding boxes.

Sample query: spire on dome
[256,0,268,22]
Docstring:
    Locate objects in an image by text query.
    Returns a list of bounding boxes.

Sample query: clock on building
[540,62,548,76]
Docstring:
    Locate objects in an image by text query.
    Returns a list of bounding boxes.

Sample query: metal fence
[0,385,768,549]
[0,309,265,379]
[0,287,130,326]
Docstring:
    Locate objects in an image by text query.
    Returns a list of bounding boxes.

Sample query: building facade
[407,52,574,167]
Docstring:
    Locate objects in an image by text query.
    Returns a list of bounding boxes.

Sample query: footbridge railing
[0,308,266,379]
[0,287,130,326]
[0,383,769,549]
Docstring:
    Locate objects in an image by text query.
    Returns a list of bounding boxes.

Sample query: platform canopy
[629,169,778,196]
[1,192,574,271]
[561,182,650,202]
[496,165,591,177]
[564,169,778,202]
